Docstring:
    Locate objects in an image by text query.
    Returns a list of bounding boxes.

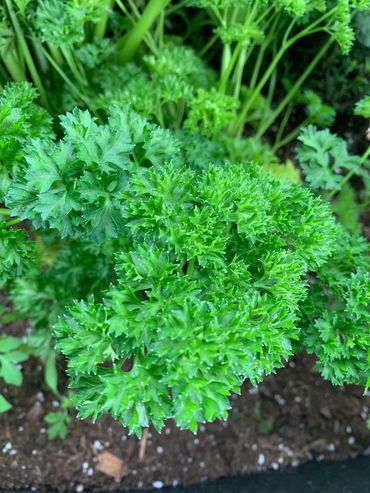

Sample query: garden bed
[1,339,369,492]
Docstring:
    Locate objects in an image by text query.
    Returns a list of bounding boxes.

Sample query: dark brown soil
[1,337,369,492]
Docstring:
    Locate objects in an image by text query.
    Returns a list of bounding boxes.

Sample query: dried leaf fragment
[96,451,128,480]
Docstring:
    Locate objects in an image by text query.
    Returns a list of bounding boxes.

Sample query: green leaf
[45,351,58,395]
[0,357,23,385]
[0,394,12,413]
[0,336,22,352]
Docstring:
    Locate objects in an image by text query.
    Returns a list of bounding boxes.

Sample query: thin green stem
[2,50,25,81]
[118,0,171,62]
[94,0,112,38]
[199,33,219,58]
[61,47,87,88]
[272,117,309,152]
[255,38,333,139]
[186,258,195,276]
[6,217,22,227]
[233,7,337,137]
[40,45,89,108]
[5,0,50,110]
[273,104,293,147]
[327,145,370,201]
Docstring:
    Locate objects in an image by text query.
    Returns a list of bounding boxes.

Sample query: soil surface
[0,327,369,493]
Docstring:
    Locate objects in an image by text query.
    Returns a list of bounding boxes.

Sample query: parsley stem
[2,50,25,82]
[118,0,171,62]
[234,8,336,137]
[94,0,113,38]
[186,258,195,276]
[255,38,333,140]
[6,217,22,226]
[327,144,370,201]
[5,0,50,111]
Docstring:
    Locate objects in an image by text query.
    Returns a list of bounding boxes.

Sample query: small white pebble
[346,426,352,434]
[278,457,284,464]
[40,428,46,434]
[258,453,265,465]
[200,425,206,432]
[187,457,193,464]
[291,460,299,467]
[9,449,17,456]
[31,449,38,456]
[289,361,296,368]
[294,396,302,403]
[275,394,286,406]
[165,428,171,435]
[249,387,259,395]
[348,436,355,445]
[36,392,45,402]
[76,485,84,493]
[193,438,199,445]
[121,435,127,441]
[137,481,143,488]
[156,446,164,454]
[152,480,164,489]
[93,440,103,451]
[18,426,24,432]
[271,462,279,470]
[326,443,335,452]
[31,487,37,492]
[21,465,27,470]
[82,462,89,471]
[2,442,12,453]
[199,461,205,468]
[52,400,59,408]
[87,468,94,477]
[172,480,179,487]
[251,443,257,450]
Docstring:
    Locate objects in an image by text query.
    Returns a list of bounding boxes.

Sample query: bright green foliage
[93,43,214,126]
[0,0,368,440]
[301,230,370,386]
[185,88,239,138]
[6,106,182,241]
[0,336,28,393]
[10,236,117,329]
[0,82,53,198]
[299,90,337,127]
[355,95,370,117]
[44,394,73,439]
[44,411,72,439]
[296,126,362,191]
[34,0,104,48]
[0,219,34,288]
[54,156,338,435]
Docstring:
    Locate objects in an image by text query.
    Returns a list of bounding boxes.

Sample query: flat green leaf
[0,394,12,413]
[45,351,58,395]
[0,336,22,353]
[0,357,23,385]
